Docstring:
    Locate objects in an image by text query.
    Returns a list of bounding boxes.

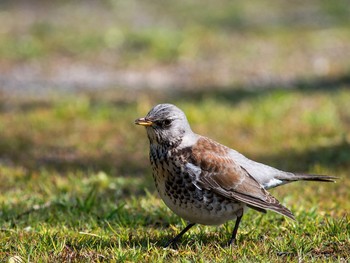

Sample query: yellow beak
[135,117,153,126]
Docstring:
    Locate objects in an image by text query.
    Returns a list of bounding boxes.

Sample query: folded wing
[189,137,295,220]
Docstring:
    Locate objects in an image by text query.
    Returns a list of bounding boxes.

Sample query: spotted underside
[150,139,245,225]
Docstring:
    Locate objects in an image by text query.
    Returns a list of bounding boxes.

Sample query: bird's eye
[162,119,172,127]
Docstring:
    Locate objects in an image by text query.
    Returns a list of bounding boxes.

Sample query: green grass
[1,0,350,261]
[1,0,350,68]
[1,88,349,262]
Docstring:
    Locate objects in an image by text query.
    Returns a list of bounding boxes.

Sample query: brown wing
[190,137,295,220]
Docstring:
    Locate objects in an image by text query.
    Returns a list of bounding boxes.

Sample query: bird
[135,103,336,248]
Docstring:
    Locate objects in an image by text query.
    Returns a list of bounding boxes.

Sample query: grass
[1,0,350,261]
[1,1,350,75]
[0,88,350,262]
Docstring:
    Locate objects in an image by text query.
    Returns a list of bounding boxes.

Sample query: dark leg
[164,223,196,248]
[228,214,243,246]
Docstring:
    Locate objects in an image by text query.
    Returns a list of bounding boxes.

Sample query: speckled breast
[149,146,245,225]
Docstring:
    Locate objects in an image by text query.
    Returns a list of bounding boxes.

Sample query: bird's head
[135,104,193,147]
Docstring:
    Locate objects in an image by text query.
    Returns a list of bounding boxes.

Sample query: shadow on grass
[172,73,350,105]
[252,139,350,173]
[1,133,348,180]
[0,99,53,113]
[3,72,349,112]
[0,73,349,184]
[0,132,149,176]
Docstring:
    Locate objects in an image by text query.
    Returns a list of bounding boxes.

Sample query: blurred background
[1,0,350,175]
[1,0,350,94]
[0,0,349,260]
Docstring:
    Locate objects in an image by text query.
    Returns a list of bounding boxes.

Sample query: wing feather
[190,137,295,220]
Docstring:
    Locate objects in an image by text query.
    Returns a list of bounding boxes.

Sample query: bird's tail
[277,173,337,183]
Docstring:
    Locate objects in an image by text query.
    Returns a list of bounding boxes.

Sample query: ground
[0,0,350,262]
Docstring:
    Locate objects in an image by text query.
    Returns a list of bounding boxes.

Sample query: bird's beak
[135,117,153,126]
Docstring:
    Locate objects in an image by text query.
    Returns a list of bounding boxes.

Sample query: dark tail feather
[270,203,296,221]
[246,198,296,220]
[277,173,338,183]
[248,203,295,220]
[235,190,296,220]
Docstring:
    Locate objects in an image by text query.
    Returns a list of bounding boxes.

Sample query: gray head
[135,104,193,146]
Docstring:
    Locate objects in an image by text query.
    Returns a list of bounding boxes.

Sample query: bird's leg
[228,212,243,246]
[164,223,196,248]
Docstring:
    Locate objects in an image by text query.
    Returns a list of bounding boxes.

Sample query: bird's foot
[227,237,237,247]
[164,238,179,249]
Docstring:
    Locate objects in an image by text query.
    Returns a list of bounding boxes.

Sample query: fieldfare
[135,103,336,247]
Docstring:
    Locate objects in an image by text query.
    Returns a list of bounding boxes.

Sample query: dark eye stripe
[155,119,172,128]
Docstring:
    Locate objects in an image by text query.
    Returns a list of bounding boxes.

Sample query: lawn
[0,89,349,262]
[0,0,350,262]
